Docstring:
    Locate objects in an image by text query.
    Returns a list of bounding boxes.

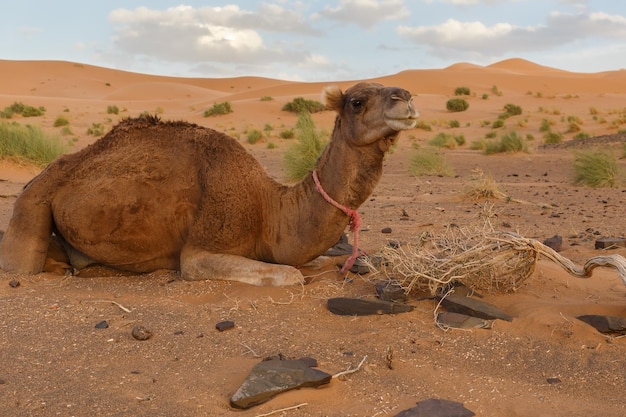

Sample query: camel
[0,82,418,286]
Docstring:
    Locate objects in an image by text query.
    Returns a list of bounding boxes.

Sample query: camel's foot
[180,249,304,287]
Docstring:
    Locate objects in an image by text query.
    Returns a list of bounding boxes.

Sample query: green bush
[454,86,471,96]
[204,102,233,117]
[53,116,69,127]
[0,102,46,118]
[428,132,465,149]
[415,120,432,131]
[246,129,263,144]
[484,131,528,154]
[283,113,327,181]
[500,103,522,119]
[543,131,563,144]
[87,122,106,136]
[409,147,455,177]
[492,119,504,129]
[446,98,469,112]
[539,118,553,132]
[0,121,67,166]
[448,120,460,128]
[282,97,325,114]
[573,150,623,187]
[279,128,295,139]
[106,105,120,115]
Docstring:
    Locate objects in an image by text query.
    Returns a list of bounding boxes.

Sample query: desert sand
[0,59,625,417]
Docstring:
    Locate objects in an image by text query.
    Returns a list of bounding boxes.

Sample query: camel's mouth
[384,116,418,131]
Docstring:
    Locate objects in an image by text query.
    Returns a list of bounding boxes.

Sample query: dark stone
[375,281,407,302]
[437,293,513,322]
[546,377,561,384]
[436,312,491,329]
[327,297,414,316]
[594,237,626,249]
[8,279,20,288]
[297,356,318,368]
[324,233,353,256]
[394,398,475,417]
[543,235,563,252]
[577,315,626,334]
[381,227,393,234]
[215,320,235,332]
[348,256,370,275]
[131,325,153,341]
[95,320,109,329]
[230,359,332,409]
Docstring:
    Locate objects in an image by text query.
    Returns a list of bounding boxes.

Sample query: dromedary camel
[0,82,418,286]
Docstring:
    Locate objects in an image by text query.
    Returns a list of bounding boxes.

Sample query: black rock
[8,279,20,288]
[437,293,513,322]
[577,315,626,334]
[375,281,407,302]
[348,256,371,275]
[394,398,475,417]
[381,227,393,234]
[215,320,235,332]
[95,320,109,329]
[327,297,413,316]
[543,235,563,252]
[324,233,353,256]
[230,359,332,409]
[594,237,626,249]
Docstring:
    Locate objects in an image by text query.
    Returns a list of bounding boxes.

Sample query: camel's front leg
[180,245,304,286]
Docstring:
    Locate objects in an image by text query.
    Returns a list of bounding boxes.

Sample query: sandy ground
[1,59,626,417]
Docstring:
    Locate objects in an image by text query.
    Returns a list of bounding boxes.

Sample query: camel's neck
[262,126,395,266]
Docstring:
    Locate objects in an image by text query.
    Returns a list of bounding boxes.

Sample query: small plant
[573,132,590,140]
[543,131,563,144]
[492,119,504,129]
[589,107,599,115]
[428,132,465,149]
[279,128,295,139]
[260,96,273,101]
[0,121,67,166]
[539,118,554,132]
[409,147,455,177]
[60,126,73,136]
[106,105,119,115]
[500,103,522,119]
[282,97,325,114]
[53,116,70,127]
[573,150,623,187]
[204,101,233,117]
[267,142,277,149]
[86,122,105,136]
[454,86,471,96]
[0,102,46,118]
[481,93,489,100]
[415,120,432,131]
[484,131,528,154]
[491,85,503,96]
[283,113,327,181]
[446,98,469,112]
[448,119,460,128]
[246,129,263,144]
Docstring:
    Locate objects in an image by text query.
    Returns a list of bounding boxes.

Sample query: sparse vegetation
[279,128,295,139]
[448,119,460,128]
[492,119,504,129]
[106,105,119,115]
[539,118,554,132]
[0,121,67,166]
[260,96,273,101]
[484,131,528,154]
[283,113,327,181]
[0,102,46,118]
[491,85,503,96]
[204,101,233,117]
[53,116,70,127]
[428,132,465,149]
[246,129,263,144]
[454,86,471,96]
[573,150,623,187]
[415,120,432,131]
[543,131,563,144]
[282,97,325,114]
[446,98,469,112]
[500,103,522,119]
[87,122,106,136]
[409,147,455,177]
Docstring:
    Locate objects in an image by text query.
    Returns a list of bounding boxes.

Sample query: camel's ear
[322,86,344,112]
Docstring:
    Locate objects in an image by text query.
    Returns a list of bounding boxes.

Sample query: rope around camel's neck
[312,169,362,274]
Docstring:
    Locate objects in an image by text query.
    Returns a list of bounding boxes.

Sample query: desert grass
[0,121,68,167]
[484,131,528,154]
[428,132,465,149]
[462,169,508,201]
[409,147,455,177]
[0,102,46,118]
[282,97,325,114]
[446,98,469,112]
[573,150,624,187]
[204,101,233,117]
[283,113,327,181]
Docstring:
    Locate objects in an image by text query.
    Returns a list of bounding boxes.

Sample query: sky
[2,0,626,82]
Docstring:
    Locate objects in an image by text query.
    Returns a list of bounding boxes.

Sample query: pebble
[131,325,153,341]
[95,320,109,329]
[215,320,235,332]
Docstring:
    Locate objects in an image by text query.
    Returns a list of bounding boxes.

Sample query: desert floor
[1,59,625,417]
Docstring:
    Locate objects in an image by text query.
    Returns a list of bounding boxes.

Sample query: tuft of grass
[543,131,563,144]
[279,128,295,139]
[491,85,503,96]
[446,98,469,112]
[448,119,460,128]
[415,120,432,131]
[53,116,70,127]
[499,103,522,119]
[484,131,528,154]
[87,122,106,136]
[463,169,507,201]
[0,121,68,167]
[0,102,46,118]
[573,150,623,187]
[282,97,325,114]
[204,101,233,117]
[454,86,471,96]
[246,129,263,144]
[409,147,455,177]
[260,96,273,101]
[428,132,465,149]
[283,113,327,181]
[539,118,554,132]
[491,119,504,129]
[106,105,119,115]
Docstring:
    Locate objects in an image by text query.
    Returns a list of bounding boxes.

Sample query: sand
[0,58,625,417]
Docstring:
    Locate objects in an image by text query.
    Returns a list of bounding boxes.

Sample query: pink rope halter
[312,169,362,274]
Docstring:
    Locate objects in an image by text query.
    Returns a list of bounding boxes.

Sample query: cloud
[108,4,316,65]
[397,10,626,60]
[315,0,410,29]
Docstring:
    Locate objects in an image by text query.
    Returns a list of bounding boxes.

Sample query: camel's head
[322,82,418,147]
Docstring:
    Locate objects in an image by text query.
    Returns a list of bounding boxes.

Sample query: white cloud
[315,0,410,29]
[397,10,626,60]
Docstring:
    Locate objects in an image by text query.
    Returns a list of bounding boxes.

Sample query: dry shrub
[463,169,508,201]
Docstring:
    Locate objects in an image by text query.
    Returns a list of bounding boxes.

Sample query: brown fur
[0,83,418,286]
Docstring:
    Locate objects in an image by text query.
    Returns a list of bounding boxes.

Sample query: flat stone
[324,233,353,256]
[349,256,371,275]
[381,227,393,234]
[577,315,626,334]
[215,320,235,332]
[437,293,513,322]
[375,281,407,302]
[394,398,475,417]
[230,359,332,409]
[594,237,626,249]
[327,297,414,316]
[543,235,563,252]
[436,312,491,329]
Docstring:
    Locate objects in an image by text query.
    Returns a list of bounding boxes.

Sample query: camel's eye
[350,98,364,112]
